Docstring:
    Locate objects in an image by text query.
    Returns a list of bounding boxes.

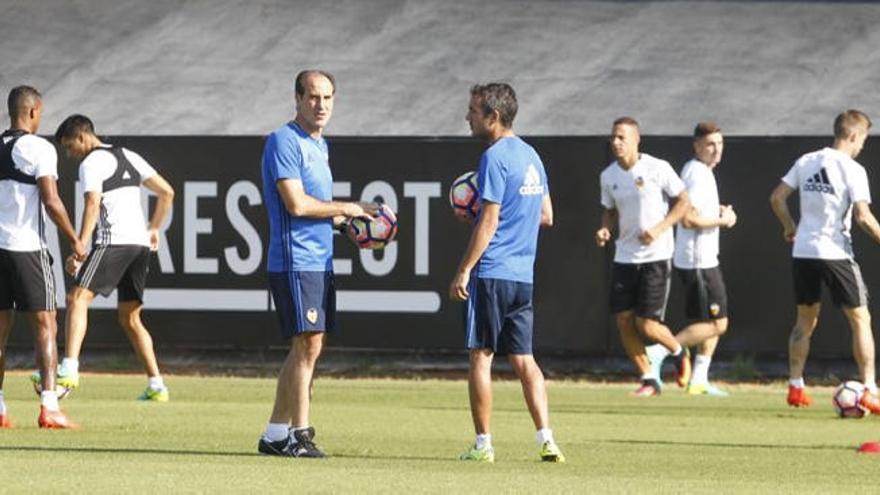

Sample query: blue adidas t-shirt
[476,136,548,283]
[262,122,334,272]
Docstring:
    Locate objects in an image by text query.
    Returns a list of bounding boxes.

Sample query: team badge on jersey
[635,176,644,189]
[306,308,319,324]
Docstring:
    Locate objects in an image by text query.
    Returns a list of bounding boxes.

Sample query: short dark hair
[55,114,95,143]
[834,109,872,140]
[694,121,722,139]
[7,85,41,121]
[295,70,336,97]
[470,83,518,128]
[613,116,640,131]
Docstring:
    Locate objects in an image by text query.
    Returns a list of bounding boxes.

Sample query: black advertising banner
[8,136,879,358]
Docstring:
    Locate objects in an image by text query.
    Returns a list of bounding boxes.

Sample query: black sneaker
[290,426,327,458]
[258,435,295,456]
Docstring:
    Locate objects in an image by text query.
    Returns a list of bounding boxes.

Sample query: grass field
[2,373,879,493]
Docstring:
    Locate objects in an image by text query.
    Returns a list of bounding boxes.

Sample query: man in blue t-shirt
[449,83,564,463]
[258,70,377,458]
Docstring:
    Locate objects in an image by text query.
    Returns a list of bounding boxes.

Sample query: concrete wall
[2,1,879,136]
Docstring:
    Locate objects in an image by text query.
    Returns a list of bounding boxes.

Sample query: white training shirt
[600,153,686,263]
[80,146,157,247]
[781,147,871,260]
[674,159,720,269]
[0,133,58,251]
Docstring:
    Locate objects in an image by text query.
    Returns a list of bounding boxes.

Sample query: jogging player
[596,117,692,396]
[450,83,564,463]
[49,114,175,403]
[0,85,85,428]
[258,70,378,458]
[647,122,736,396]
[770,109,880,412]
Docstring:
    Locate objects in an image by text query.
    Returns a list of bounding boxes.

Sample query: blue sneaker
[645,344,666,389]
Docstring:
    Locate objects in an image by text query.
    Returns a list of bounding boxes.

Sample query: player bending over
[41,114,175,403]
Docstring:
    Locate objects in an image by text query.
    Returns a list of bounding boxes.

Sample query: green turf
[1,373,878,493]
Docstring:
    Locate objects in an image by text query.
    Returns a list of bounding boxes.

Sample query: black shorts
[76,245,150,302]
[676,266,728,321]
[610,260,671,321]
[0,248,56,311]
[268,271,336,339]
[792,258,868,308]
[464,276,534,355]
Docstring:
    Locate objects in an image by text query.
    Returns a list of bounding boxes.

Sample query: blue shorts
[464,277,534,355]
[268,271,336,339]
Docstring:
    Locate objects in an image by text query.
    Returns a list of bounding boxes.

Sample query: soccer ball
[832,380,869,418]
[449,171,480,220]
[346,203,398,250]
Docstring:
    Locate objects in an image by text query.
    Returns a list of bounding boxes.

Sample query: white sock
[0,390,6,415]
[691,354,711,385]
[148,376,165,391]
[475,433,492,450]
[264,422,290,442]
[60,358,79,374]
[789,377,805,389]
[536,428,554,446]
[646,343,670,362]
[866,382,878,394]
[640,372,655,381]
[41,390,59,411]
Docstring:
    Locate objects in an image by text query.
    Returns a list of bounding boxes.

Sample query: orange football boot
[0,414,13,428]
[859,391,880,415]
[787,385,812,407]
[38,407,79,429]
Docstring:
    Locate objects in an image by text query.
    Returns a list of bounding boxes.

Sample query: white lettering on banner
[224,181,263,275]
[331,182,353,275]
[184,182,218,274]
[47,179,446,313]
[359,181,397,277]
[142,188,175,273]
[43,221,66,307]
[141,289,441,313]
[403,182,440,275]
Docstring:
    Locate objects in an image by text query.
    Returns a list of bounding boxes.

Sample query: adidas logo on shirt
[803,168,835,194]
[519,164,545,195]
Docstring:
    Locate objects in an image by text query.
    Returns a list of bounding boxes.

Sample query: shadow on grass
[0,445,467,462]
[604,438,857,452]
[0,445,259,458]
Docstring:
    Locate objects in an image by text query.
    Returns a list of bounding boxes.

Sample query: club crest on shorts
[306,308,319,324]
[709,303,721,316]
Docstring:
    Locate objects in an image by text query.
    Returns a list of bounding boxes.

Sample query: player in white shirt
[0,86,85,429]
[50,114,175,404]
[646,122,737,396]
[595,117,692,396]
[771,109,880,413]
